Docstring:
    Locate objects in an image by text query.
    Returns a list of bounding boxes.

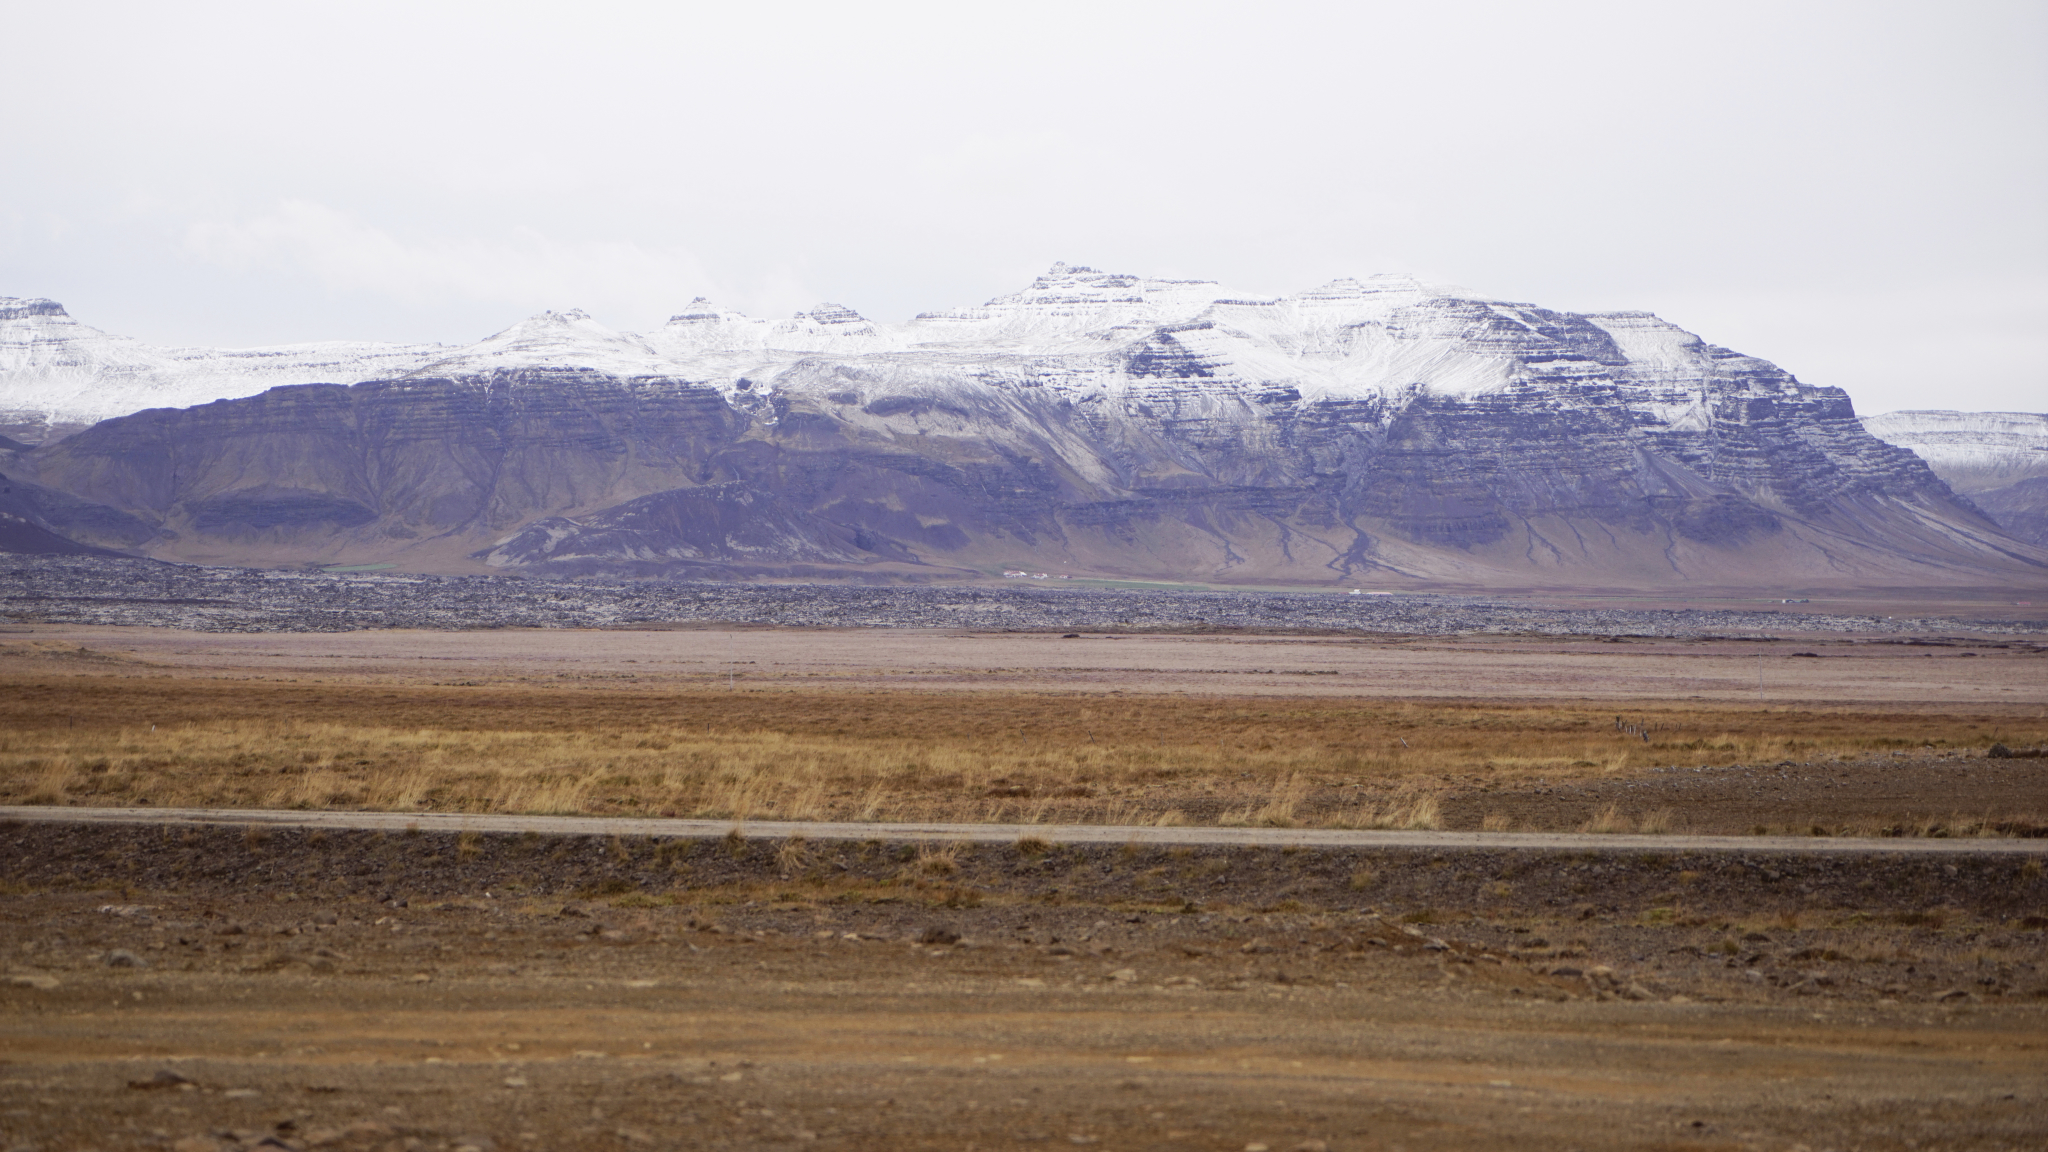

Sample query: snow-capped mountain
[1863,410,2048,546]
[0,265,1794,433]
[1861,410,2048,491]
[5,265,2044,588]
[0,297,447,442]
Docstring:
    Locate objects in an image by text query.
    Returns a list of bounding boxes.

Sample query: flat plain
[3,618,2046,1151]
[4,624,2044,833]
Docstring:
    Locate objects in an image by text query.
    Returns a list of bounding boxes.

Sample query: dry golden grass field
[2,625,2044,836]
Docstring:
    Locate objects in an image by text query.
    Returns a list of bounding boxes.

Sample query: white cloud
[182,201,718,327]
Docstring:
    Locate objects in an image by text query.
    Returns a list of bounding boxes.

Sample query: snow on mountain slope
[633,265,1805,430]
[0,297,447,441]
[1861,410,2048,492]
[408,309,668,377]
[646,299,899,356]
[7,264,1831,444]
[903,262,1254,350]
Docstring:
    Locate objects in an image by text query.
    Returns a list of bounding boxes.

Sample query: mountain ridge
[0,296,449,443]
[4,266,2044,590]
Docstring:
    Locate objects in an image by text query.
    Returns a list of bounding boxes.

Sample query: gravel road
[8,805,2043,855]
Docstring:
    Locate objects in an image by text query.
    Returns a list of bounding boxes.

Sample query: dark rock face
[20,370,745,554]
[0,465,150,557]
[481,482,933,578]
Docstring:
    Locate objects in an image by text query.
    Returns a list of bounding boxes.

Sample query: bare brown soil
[3,823,2047,1152]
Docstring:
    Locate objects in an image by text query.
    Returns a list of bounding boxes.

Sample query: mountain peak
[666,297,731,323]
[791,303,870,327]
[472,308,630,346]
[1281,275,1435,314]
[417,308,659,376]
[504,308,596,329]
[0,297,73,322]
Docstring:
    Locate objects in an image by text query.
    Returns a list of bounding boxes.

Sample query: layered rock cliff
[6,266,2043,589]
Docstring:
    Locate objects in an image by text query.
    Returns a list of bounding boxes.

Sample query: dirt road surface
[6,818,2047,1152]
[6,805,2046,857]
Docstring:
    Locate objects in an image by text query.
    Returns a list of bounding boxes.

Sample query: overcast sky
[3,0,2043,414]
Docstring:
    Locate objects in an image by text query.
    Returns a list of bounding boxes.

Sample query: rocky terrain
[5,267,2043,590]
[3,554,2044,637]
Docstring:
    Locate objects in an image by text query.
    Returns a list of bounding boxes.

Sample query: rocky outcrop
[7,268,2045,589]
